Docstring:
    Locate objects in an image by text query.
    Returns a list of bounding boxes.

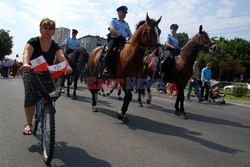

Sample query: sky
[1,0,250,62]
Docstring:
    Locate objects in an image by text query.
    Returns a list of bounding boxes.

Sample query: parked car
[223,83,250,92]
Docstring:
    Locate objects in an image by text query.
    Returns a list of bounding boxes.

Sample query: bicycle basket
[35,71,57,95]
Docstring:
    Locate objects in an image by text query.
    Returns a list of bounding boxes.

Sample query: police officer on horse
[103,6,132,77]
[64,29,82,56]
[160,24,180,77]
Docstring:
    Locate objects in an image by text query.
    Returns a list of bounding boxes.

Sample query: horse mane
[182,30,209,49]
[135,19,157,30]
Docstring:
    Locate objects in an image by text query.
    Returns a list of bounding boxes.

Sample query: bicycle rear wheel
[42,101,56,164]
[32,104,40,135]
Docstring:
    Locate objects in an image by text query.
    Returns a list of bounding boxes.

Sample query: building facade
[53,27,70,46]
[78,35,107,53]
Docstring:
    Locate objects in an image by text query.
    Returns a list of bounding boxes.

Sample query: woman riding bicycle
[22,17,72,135]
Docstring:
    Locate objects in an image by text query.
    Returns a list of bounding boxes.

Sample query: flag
[48,61,67,79]
[30,55,48,72]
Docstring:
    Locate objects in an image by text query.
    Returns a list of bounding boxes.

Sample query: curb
[224,99,250,106]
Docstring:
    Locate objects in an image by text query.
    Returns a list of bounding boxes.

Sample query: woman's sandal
[23,124,33,135]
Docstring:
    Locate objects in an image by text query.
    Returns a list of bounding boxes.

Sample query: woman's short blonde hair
[39,17,56,30]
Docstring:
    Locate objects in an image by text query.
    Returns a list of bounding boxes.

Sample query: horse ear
[146,13,152,26]
[199,25,203,33]
[156,16,162,25]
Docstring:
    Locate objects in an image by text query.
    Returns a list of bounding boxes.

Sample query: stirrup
[103,68,110,77]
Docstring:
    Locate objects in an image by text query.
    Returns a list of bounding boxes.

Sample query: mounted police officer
[64,29,82,56]
[160,23,180,76]
[103,5,132,77]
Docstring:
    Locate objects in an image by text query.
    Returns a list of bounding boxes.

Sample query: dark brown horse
[138,25,217,119]
[63,47,89,99]
[88,14,162,121]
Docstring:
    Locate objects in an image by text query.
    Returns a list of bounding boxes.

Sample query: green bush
[233,83,248,97]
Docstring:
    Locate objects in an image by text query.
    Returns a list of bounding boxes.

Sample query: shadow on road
[100,108,243,155]
[28,141,111,167]
[137,100,250,130]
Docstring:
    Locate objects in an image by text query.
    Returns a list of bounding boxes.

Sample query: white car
[223,83,250,92]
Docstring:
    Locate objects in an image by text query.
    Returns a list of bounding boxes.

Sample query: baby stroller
[208,79,226,104]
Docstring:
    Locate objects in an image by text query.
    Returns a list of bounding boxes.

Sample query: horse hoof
[180,113,188,119]
[138,103,143,107]
[146,99,151,104]
[102,94,106,97]
[118,97,122,100]
[175,110,181,116]
[117,113,124,120]
[122,115,129,123]
[66,93,70,97]
[92,106,99,112]
[107,93,110,96]
[72,95,77,100]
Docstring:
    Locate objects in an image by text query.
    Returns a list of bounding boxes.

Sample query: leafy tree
[197,37,250,81]
[0,29,13,60]
[176,32,189,47]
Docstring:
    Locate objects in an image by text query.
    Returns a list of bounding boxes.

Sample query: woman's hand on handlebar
[22,64,32,72]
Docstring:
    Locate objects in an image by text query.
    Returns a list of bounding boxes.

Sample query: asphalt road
[0,77,250,167]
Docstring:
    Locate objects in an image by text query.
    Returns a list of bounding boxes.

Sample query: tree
[0,29,13,60]
[176,32,189,47]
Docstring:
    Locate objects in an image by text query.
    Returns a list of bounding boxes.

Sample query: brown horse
[138,25,217,119]
[88,14,162,121]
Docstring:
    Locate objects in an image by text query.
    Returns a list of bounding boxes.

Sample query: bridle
[197,33,215,51]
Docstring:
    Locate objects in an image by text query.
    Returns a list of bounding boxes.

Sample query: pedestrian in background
[1,57,11,78]
[169,83,178,97]
[186,61,202,102]
[201,63,212,101]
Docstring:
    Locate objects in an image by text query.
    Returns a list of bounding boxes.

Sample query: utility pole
[219,38,223,81]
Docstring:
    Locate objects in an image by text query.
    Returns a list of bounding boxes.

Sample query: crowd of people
[0,57,23,78]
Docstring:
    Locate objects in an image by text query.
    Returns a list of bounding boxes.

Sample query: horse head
[133,13,162,49]
[196,25,217,53]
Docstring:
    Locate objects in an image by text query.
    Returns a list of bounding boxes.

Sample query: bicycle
[30,70,62,164]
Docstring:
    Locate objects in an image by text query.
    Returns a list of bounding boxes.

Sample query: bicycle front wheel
[42,102,56,164]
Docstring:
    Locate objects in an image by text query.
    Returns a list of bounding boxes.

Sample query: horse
[62,47,89,99]
[138,25,217,119]
[88,13,162,122]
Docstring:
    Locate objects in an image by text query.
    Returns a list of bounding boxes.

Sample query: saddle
[100,44,125,77]
[156,49,180,81]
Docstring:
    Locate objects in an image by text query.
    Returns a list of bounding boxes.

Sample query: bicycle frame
[31,70,61,164]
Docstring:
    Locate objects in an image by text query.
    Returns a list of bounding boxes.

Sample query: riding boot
[103,53,111,77]
[103,38,117,78]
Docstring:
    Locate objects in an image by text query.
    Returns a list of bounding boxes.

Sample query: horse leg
[146,87,152,104]
[118,89,122,100]
[138,89,143,107]
[174,93,180,116]
[117,90,132,122]
[66,76,71,97]
[72,73,79,100]
[61,75,66,94]
[179,89,188,119]
[91,89,99,112]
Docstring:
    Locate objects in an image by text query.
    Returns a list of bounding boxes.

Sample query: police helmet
[116,6,128,13]
[170,24,178,30]
[72,29,78,34]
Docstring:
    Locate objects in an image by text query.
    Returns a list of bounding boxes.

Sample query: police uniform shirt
[167,34,179,48]
[64,37,82,50]
[110,18,132,39]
